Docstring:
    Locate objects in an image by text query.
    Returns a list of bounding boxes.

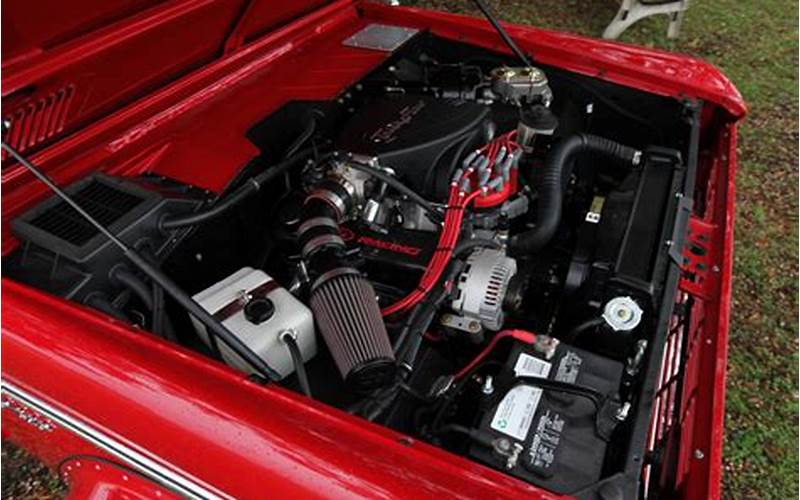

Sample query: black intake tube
[510,133,640,254]
[300,184,396,393]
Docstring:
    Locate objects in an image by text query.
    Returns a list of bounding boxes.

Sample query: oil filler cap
[244,298,275,324]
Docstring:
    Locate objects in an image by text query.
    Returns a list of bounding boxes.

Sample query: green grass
[414,1,799,498]
[3,2,797,498]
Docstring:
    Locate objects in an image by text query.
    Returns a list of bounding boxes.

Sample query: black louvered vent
[27,179,145,247]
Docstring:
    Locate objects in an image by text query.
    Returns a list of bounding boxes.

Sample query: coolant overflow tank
[190,267,316,379]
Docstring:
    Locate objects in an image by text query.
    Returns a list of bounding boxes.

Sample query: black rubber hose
[283,334,312,398]
[151,281,178,342]
[396,261,465,365]
[112,266,178,341]
[565,317,605,343]
[392,239,498,355]
[112,267,154,311]
[152,280,164,336]
[160,147,328,230]
[345,159,443,223]
[510,133,640,254]
[84,293,130,322]
[391,241,492,356]
[283,111,321,160]
[452,237,502,258]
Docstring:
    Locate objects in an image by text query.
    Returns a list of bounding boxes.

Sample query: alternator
[451,248,517,331]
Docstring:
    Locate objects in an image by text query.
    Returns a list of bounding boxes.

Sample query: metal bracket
[678,217,719,300]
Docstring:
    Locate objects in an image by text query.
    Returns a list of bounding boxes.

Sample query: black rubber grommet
[244,298,275,324]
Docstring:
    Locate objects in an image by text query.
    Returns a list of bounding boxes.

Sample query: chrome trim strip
[1,381,228,500]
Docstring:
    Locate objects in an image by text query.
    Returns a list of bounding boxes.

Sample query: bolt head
[496,438,511,452]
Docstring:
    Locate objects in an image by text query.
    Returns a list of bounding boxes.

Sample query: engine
[5,32,695,497]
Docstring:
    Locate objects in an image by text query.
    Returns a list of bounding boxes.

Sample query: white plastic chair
[603,0,691,39]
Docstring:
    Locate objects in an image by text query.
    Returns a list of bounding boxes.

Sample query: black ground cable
[511,376,604,411]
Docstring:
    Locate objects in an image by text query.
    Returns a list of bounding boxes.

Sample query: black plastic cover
[5,173,205,304]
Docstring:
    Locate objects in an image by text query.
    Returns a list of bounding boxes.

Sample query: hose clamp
[298,217,338,237]
[301,234,345,259]
[306,189,347,221]
[310,267,361,291]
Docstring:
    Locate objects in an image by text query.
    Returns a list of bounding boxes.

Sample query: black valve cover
[336,94,491,200]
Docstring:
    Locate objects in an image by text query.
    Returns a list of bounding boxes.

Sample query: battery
[469,340,624,494]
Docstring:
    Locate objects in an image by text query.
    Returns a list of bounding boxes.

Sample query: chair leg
[667,3,688,38]
[603,0,637,39]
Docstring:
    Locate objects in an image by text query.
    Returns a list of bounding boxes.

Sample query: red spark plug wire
[380,132,521,317]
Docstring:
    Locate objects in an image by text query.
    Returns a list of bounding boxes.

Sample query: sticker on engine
[555,351,583,384]
[490,385,542,441]
[514,353,552,378]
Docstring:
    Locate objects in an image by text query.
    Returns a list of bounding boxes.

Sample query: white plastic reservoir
[190,267,316,379]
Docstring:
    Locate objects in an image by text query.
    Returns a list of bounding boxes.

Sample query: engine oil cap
[244,297,275,324]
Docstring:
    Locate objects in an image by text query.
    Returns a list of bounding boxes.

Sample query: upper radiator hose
[299,178,396,393]
[510,133,641,254]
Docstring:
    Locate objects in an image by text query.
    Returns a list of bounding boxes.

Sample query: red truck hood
[1,0,333,158]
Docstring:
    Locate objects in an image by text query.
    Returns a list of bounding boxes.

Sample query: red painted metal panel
[1,0,339,162]
[1,1,248,155]
[2,0,165,62]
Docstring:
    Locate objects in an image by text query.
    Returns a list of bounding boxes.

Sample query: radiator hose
[510,133,641,254]
[298,178,396,393]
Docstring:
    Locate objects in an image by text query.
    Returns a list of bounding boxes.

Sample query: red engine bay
[1,1,744,498]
